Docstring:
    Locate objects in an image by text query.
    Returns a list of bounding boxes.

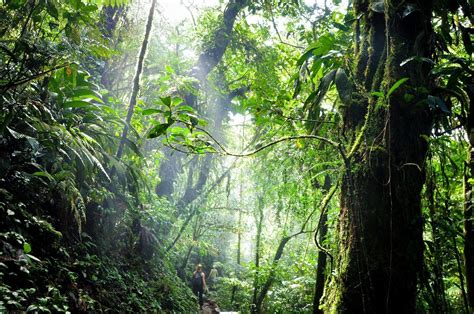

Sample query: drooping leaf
[400,56,435,67]
[334,68,353,105]
[297,48,316,66]
[45,1,59,19]
[402,4,419,18]
[304,69,337,111]
[71,88,104,103]
[387,77,409,97]
[148,123,171,138]
[292,76,302,99]
[7,127,30,139]
[427,95,451,114]
[33,171,55,182]
[124,138,143,156]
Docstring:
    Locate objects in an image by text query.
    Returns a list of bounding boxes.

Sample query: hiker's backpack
[192,271,203,288]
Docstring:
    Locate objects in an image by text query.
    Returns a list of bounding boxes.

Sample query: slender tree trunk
[252,197,264,314]
[325,1,434,312]
[180,216,200,278]
[116,0,156,160]
[231,124,246,306]
[453,232,470,313]
[253,178,337,312]
[426,170,447,313]
[254,236,291,312]
[230,206,242,304]
[166,164,234,252]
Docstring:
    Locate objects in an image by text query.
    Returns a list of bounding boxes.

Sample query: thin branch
[165,160,237,253]
[0,64,68,93]
[167,120,346,159]
[280,113,338,124]
[183,1,197,29]
[269,6,304,49]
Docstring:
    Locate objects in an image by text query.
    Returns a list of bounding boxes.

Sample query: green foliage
[1,0,472,312]
[0,0,197,312]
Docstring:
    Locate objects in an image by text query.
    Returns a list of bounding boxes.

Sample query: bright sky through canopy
[157,0,344,25]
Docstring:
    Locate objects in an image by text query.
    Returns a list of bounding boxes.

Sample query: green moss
[322,215,353,313]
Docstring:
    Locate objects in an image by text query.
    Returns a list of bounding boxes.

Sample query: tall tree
[325,0,435,312]
[155,0,248,198]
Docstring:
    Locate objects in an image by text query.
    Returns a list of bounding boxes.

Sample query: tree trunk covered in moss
[313,175,331,314]
[325,1,434,312]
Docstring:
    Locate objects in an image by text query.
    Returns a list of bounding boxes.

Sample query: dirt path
[200,299,238,314]
[201,299,219,313]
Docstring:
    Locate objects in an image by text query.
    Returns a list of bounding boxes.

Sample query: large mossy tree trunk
[325,1,434,312]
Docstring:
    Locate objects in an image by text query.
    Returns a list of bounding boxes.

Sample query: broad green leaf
[142,108,163,115]
[177,105,195,113]
[71,88,104,103]
[23,242,32,254]
[297,48,316,66]
[160,96,172,107]
[63,100,96,109]
[172,97,184,107]
[148,123,170,138]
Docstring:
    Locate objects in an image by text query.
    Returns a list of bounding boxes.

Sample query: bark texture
[313,175,331,314]
[325,1,434,312]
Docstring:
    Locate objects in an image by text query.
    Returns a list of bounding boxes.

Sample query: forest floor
[200,299,238,314]
[201,299,219,313]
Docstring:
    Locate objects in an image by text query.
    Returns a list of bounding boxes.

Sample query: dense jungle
[0,0,473,313]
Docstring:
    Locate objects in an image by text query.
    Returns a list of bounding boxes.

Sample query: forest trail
[200,299,237,314]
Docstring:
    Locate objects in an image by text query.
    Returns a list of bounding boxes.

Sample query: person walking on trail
[191,264,207,309]
[208,265,218,290]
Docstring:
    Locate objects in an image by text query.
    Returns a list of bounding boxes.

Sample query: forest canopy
[0,0,473,313]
